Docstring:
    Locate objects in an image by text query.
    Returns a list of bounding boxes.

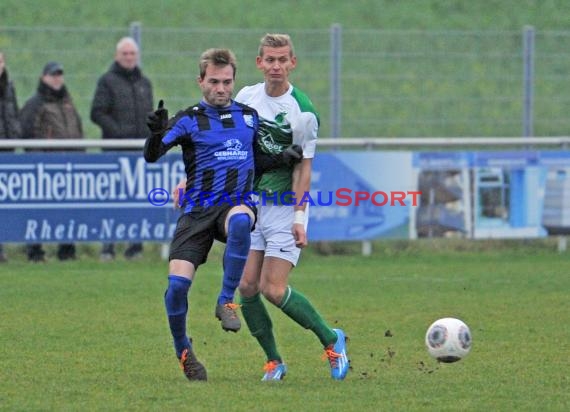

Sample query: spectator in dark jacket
[91,37,154,261]
[20,61,83,262]
[0,52,21,144]
[0,51,22,262]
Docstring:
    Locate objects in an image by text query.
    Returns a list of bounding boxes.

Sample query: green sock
[240,293,282,362]
[279,286,337,347]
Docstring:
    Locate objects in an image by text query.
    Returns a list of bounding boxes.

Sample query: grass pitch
[1,241,569,411]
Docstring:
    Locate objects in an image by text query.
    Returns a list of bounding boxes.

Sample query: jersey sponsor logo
[258,120,292,154]
[220,113,232,120]
[214,139,248,160]
[224,139,243,151]
[260,137,283,152]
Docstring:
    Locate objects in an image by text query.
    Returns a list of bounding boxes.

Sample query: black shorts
[169,204,256,268]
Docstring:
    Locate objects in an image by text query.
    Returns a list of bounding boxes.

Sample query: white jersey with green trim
[235,82,319,194]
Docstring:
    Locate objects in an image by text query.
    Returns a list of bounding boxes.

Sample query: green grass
[1,241,569,411]
[3,0,570,30]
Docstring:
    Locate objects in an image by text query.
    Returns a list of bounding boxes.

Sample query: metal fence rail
[2,25,570,141]
[2,137,570,150]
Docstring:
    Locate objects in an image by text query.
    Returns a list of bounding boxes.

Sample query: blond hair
[258,33,295,57]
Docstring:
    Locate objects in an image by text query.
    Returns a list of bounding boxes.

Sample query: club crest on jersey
[274,111,288,125]
[243,114,254,127]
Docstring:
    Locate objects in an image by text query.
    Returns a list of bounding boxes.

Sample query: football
[425,317,472,363]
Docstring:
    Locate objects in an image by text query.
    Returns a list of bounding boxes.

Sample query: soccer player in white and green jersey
[236,33,349,381]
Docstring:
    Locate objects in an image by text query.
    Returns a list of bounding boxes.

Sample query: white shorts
[250,203,308,266]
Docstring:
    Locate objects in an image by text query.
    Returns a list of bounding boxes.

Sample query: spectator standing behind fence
[0,51,22,263]
[20,61,83,262]
[91,37,154,261]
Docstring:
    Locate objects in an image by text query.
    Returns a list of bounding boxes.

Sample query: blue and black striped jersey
[146,100,259,213]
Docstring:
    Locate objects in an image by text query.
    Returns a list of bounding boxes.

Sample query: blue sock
[164,275,192,358]
[218,213,251,305]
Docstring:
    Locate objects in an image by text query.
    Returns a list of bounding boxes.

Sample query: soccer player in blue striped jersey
[144,48,258,381]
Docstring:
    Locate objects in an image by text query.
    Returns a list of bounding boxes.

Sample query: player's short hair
[199,48,237,79]
[258,33,295,57]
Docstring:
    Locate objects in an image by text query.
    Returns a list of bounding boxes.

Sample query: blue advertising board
[0,152,185,243]
[309,152,416,240]
[0,151,418,243]
[3,150,568,243]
